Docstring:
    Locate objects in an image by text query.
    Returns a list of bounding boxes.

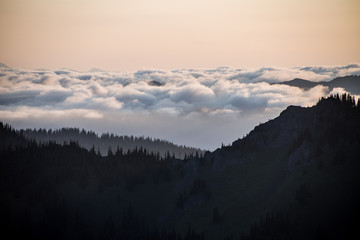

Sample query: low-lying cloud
[0,64,359,150]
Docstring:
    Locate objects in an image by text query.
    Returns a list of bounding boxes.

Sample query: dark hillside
[180,94,360,239]
[0,122,28,150]
[1,94,360,239]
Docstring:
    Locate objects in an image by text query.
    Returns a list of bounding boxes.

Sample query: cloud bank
[0,64,359,150]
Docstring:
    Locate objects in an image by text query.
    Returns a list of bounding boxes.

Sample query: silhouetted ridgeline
[277,75,360,94]
[1,94,360,240]
[20,127,204,159]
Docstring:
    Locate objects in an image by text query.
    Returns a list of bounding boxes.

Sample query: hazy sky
[1,0,359,71]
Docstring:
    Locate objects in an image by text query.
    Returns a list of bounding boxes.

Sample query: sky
[0,0,359,71]
[0,0,360,150]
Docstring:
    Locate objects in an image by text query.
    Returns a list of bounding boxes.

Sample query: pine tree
[108,146,113,157]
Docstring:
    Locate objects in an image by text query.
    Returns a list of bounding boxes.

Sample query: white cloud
[91,97,123,110]
[0,64,359,150]
[0,106,103,120]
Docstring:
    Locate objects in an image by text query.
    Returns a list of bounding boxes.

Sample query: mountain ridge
[180,93,360,239]
[16,126,205,159]
[204,93,360,171]
[276,75,360,94]
[0,62,10,68]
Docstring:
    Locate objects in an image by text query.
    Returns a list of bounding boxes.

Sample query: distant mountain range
[276,75,360,94]
[88,67,105,72]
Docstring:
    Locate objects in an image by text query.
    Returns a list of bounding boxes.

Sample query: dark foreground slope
[1,94,360,240]
[179,94,360,239]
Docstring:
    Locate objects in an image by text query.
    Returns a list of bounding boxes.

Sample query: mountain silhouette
[277,78,319,89]
[1,94,359,239]
[0,62,10,68]
[277,75,360,94]
[88,67,105,72]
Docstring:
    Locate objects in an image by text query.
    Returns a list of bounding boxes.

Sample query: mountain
[277,78,319,90]
[88,67,105,72]
[61,67,79,72]
[1,94,359,240]
[277,75,360,94]
[326,75,360,94]
[21,127,204,159]
[184,94,360,239]
[0,62,10,68]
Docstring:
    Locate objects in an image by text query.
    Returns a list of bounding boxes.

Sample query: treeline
[0,126,203,239]
[0,124,211,239]
[320,92,360,107]
[20,126,204,159]
[0,139,178,195]
[0,122,28,150]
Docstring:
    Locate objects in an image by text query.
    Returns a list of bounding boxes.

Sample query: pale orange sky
[0,0,359,71]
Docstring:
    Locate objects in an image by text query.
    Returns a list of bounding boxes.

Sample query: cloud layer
[1,64,359,150]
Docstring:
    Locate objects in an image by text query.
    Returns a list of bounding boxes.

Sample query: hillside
[21,127,203,159]
[277,75,360,94]
[1,94,360,239]
[181,93,360,239]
